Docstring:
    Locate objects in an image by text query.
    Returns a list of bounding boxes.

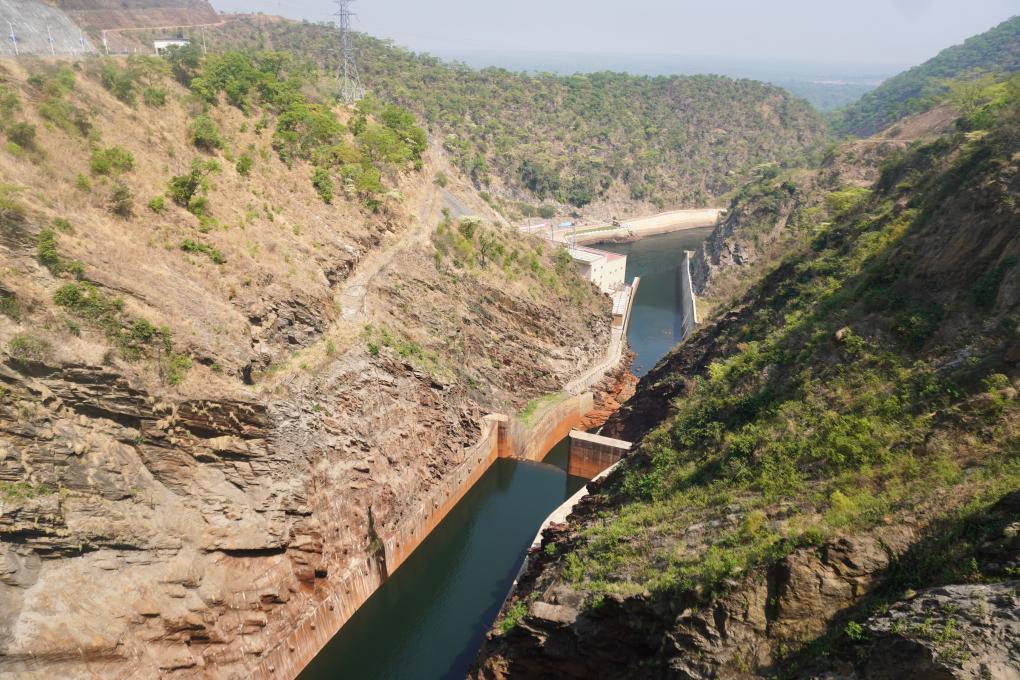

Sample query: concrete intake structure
[567,430,632,479]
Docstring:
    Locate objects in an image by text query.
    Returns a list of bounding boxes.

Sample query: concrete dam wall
[0,0,95,56]
[250,392,596,680]
[569,208,724,245]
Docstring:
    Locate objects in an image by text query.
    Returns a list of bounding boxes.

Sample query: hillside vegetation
[0,49,614,679]
[834,14,1020,136]
[200,17,829,217]
[476,74,1020,678]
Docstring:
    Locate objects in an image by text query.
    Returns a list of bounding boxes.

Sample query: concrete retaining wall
[383,414,504,572]
[679,250,699,340]
[509,393,593,462]
[252,394,598,680]
[0,0,95,56]
[567,430,632,479]
[565,277,639,395]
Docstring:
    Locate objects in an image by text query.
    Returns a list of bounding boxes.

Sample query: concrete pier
[679,250,699,339]
[567,430,632,478]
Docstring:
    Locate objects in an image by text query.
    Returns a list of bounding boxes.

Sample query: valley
[1,3,1019,680]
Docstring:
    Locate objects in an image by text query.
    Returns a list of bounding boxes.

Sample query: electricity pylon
[334,0,364,103]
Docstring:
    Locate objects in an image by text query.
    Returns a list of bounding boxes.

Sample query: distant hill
[834,14,1020,136]
[202,16,830,216]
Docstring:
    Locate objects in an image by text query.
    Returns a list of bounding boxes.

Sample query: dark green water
[600,227,714,376]
[298,439,586,680]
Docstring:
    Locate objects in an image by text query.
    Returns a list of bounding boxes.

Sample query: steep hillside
[692,104,959,312]
[834,14,1020,136]
[0,53,611,678]
[473,77,1020,678]
[195,16,829,218]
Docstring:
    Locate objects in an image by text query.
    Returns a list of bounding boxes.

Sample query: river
[298,227,711,680]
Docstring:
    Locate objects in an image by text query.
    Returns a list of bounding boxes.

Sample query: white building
[568,245,627,294]
[153,38,190,55]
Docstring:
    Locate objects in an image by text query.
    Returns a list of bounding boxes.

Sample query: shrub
[142,86,167,107]
[0,185,26,231]
[99,62,136,104]
[0,291,20,321]
[37,229,61,274]
[825,187,872,217]
[8,334,50,362]
[167,160,215,211]
[5,122,35,149]
[498,600,528,634]
[457,217,480,240]
[148,195,166,213]
[166,354,191,385]
[434,171,448,188]
[180,238,225,264]
[893,304,944,350]
[108,183,134,217]
[972,256,1018,309]
[37,98,91,136]
[0,86,20,117]
[312,167,333,203]
[235,152,254,176]
[53,282,124,323]
[845,621,865,642]
[190,115,224,151]
[74,174,91,192]
[90,146,135,176]
[188,195,209,216]
[52,217,73,233]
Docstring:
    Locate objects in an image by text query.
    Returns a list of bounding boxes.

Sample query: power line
[334,0,363,104]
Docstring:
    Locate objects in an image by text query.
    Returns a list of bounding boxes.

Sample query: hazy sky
[210,0,1019,66]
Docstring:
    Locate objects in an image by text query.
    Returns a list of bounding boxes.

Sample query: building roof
[567,247,605,265]
[569,244,626,264]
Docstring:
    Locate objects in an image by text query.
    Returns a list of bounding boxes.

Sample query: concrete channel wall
[567,430,632,479]
[565,277,640,395]
[253,393,598,680]
[509,393,594,463]
[679,250,699,339]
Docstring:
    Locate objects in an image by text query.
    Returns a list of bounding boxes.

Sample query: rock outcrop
[0,58,614,679]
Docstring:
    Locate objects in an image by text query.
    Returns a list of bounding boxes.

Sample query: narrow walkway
[564,279,639,394]
[339,183,439,321]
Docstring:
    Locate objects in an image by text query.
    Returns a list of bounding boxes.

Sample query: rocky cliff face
[0,58,612,678]
[691,105,958,308]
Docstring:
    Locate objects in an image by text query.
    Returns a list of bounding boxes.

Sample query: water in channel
[599,226,715,376]
[300,227,711,679]
[298,439,587,680]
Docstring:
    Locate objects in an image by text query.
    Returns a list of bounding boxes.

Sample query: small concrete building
[153,38,190,55]
[568,245,627,294]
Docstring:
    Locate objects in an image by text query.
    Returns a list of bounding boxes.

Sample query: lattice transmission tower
[334,0,364,103]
